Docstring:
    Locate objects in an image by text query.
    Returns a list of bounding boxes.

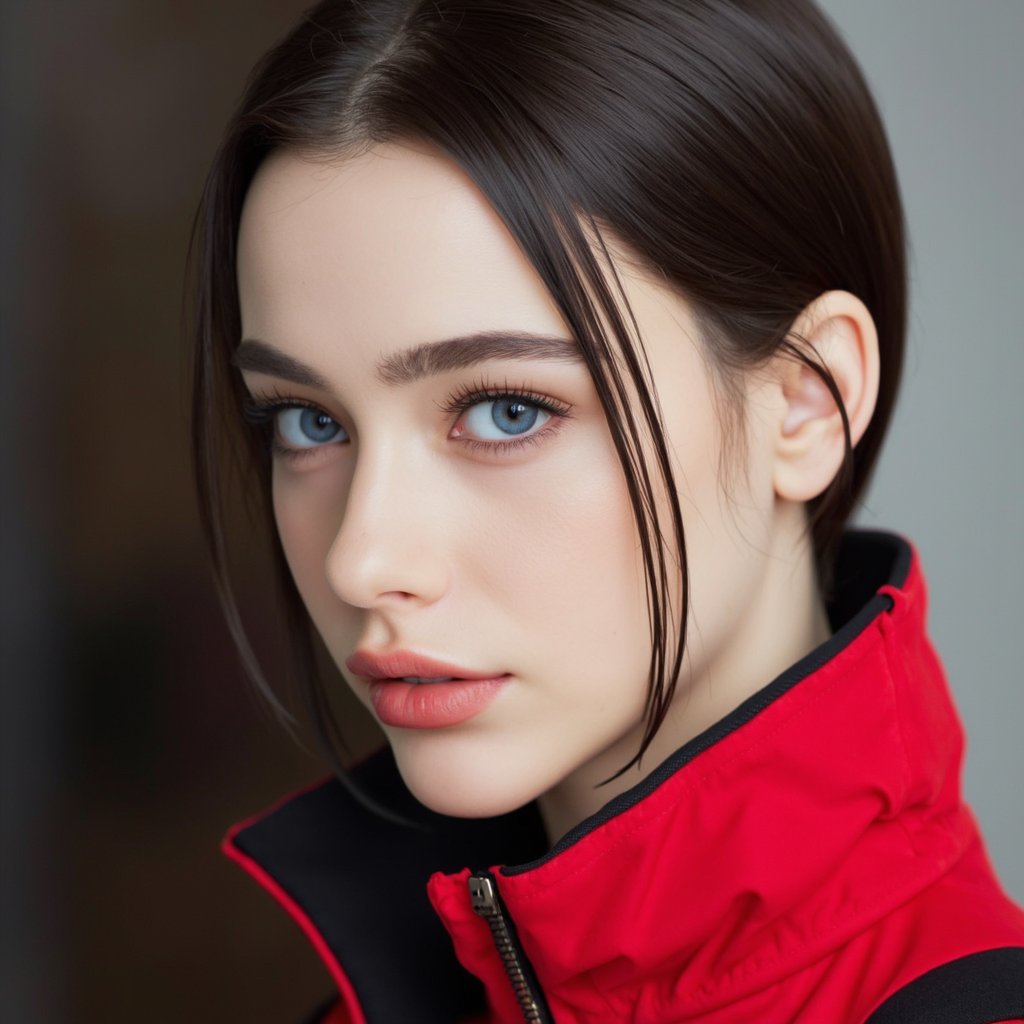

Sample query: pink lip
[345,649,510,729]
[345,649,498,682]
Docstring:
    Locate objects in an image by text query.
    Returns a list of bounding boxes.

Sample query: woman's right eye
[243,397,348,459]
[275,406,347,450]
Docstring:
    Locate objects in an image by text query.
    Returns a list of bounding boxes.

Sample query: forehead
[235,142,569,365]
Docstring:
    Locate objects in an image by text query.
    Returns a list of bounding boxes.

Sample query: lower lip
[367,676,509,729]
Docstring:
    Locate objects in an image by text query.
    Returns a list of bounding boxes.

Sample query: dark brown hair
[189,0,906,793]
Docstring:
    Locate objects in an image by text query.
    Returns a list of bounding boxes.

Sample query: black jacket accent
[865,946,1024,1023]
[231,752,548,1023]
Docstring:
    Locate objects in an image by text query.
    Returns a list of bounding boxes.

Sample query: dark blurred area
[0,3,381,1020]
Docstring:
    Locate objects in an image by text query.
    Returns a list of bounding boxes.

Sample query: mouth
[344,650,510,729]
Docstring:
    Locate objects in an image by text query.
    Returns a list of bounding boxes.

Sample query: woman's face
[235,142,784,826]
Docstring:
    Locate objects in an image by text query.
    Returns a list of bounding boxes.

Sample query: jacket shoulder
[865,946,1024,1023]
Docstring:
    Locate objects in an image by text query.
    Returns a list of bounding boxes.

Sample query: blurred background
[1,1,1021,1021]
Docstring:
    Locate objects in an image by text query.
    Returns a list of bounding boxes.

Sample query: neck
[537,502,831,845]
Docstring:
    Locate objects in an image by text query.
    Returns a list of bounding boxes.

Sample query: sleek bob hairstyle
[190,0,906,787]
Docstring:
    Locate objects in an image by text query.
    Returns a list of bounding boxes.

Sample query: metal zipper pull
[469,872,552,1023]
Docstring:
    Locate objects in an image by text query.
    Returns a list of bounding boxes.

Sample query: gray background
[820,0,1023,901]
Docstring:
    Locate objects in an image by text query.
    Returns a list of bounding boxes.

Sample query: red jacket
[224,530,1024,1022]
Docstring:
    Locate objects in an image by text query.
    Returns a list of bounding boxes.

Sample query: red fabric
[425,542,1024,1022]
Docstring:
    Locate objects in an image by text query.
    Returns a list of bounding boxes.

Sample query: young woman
[190,1,1024,1021]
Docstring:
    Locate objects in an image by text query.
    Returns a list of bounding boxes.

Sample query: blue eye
[462,398,550,440]
[277,407,346,448]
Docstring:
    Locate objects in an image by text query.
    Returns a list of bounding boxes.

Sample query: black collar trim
[228,751,547,1022]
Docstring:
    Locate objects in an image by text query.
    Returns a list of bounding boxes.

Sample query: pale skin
[235,141,880,844]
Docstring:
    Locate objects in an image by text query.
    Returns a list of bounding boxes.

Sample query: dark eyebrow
[232,339,332,390]
[232,330,582,389]
[375,330,581,385]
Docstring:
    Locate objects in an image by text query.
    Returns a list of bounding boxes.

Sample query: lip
[345,649,499,682]
[344,649,510,729]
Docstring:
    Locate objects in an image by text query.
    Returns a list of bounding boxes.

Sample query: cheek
[272,462,353,634]
[661,385,775,659]
[469,431,650,683]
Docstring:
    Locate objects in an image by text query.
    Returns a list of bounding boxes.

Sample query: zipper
[469,871,552,1023]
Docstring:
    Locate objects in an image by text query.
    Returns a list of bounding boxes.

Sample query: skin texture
[235,141,880,842]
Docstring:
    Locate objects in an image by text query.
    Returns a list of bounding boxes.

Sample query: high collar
[223,529,981,1022]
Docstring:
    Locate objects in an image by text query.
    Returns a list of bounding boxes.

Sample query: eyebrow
[231,330,582,389]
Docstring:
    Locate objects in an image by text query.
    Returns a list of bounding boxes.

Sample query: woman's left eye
[444,386,572,452]
[455,397,551,442]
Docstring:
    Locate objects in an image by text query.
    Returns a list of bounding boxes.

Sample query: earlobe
[772,290,880,503]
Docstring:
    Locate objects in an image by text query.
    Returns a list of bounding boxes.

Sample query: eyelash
[241,379,572,462]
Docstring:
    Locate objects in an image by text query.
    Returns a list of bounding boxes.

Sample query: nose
[324,439,450,610]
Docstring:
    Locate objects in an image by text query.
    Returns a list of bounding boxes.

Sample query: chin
[390,736,545,820]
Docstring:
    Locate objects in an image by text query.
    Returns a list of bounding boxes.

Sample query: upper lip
[344,649,502,682]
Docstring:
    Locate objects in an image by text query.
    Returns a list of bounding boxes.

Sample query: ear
[771,290,880,503]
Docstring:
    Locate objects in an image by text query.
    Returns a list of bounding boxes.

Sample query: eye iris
[492,399,537,436]
[300,408,341,443]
